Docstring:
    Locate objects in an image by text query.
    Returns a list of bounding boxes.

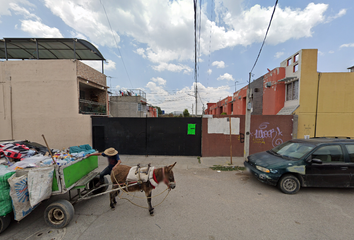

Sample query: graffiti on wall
[251,122,284,147]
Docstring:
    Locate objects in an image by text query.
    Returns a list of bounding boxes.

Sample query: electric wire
[194,0,198,115]
[206,0,214,88]
[249,0,278,78]
[100,0,134,88]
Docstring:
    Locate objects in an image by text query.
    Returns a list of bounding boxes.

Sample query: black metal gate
[92,117,201,156]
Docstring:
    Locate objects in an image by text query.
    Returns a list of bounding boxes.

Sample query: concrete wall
[315,72,354,137]
[202,115,294,157]
[250,76,264,115]
[0,77,12,140]
[232,88,247,115]
[263,67,286,114]
[293,49,318,138]
[110,96,146,117]
[0,60,92,149]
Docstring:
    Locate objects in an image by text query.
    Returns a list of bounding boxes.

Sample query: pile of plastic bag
[0,166,15,217]
[0,140,97,221]
[0,141,96,170]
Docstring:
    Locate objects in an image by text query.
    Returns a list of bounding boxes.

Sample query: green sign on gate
[187,124,196,135]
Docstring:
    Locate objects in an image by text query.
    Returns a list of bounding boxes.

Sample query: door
[305,145,350,187]
[344,144,354,187]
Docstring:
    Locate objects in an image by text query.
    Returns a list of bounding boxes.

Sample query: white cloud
[152,62,192,73]
[70,31,88,40]
[329,50,334,54]
[105,60,116,71]
[145,81,169,96]
[217,73,234,81]
[151,77,166,86]
[81,59,116,72]
[0,0,33,18]
[318,51,324,56]
[325,9,346,23]
[43,0,120,48]
[135,48,146,58]
[274,52,284,59]
[212,61,225,68]
[9,3,40,20]
[20,20,63,37]
[340,43,354,48]
[207,69,212,75]
[146,82,231,114]
[39,1,331,65]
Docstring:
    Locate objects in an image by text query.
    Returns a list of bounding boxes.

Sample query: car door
[343,144,354,187]
[305,145,350,187]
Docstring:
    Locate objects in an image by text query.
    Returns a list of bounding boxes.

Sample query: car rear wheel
[278,175,300,194]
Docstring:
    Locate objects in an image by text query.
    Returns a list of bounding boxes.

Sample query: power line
[194,0,198,116]
[206,0,214,88]
[100,0,134,88]
[249,0,278,78]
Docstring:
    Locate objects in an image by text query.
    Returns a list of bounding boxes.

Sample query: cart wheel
[44,199,74,229]
[0,213,12,234]
[89,176,109,194]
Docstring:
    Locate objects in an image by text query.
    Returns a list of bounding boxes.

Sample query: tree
[183,109,190,117]
[154,106,162,115]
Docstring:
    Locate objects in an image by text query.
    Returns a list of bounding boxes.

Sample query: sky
[1,0,353,114]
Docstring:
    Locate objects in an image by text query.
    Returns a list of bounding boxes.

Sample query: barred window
[286,80,299,101]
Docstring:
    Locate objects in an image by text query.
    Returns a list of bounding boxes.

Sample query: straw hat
[104,147,118,156]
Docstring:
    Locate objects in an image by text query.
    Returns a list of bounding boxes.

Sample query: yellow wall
[294,49,318,137]
[315,72,354,137]
[294,49,354,138]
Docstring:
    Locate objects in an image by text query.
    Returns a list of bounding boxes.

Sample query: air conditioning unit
[266,82,272,87]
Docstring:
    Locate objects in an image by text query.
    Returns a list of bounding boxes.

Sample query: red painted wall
[202,115,293,157]
[263,67,286,115]
[232,87,248,115]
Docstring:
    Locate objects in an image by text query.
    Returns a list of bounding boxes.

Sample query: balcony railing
[79,99,106,115]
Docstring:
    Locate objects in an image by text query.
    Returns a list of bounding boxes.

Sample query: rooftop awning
[0,38,105,61]
[278,77,298,83]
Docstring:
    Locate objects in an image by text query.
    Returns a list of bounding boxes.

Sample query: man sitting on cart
[86,147,121,187]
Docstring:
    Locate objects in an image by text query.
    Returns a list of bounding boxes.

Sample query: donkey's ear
[169,162,177,170]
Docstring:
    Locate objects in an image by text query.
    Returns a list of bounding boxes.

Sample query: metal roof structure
[0,38,105,61]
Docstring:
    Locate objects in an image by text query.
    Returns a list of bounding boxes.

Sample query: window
[286,80,299,101]
[138,103,142,111]
[312,145,344,162]
[294,53,299,62]
[80,90,86,100]
[345,145,354,162]
[293,64,298,72]
[287,58,291,66]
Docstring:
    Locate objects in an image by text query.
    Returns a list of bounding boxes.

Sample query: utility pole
[194,0,198,117]
[244,72,252,160]
[235,81,238,92]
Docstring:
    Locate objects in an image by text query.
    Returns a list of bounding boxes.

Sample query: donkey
[110,162,176,215]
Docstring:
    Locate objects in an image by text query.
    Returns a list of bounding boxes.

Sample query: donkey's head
[163,162,177,189]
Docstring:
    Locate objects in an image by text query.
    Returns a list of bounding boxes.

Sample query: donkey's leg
[110,185,119,208]
[146,191,154,215]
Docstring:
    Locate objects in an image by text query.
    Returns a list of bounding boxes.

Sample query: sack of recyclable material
[8,173,38,221]
[0,171,15,216]
[28,166,54,207]
[0,172,15,190]
[0,189,11,201]
[0,199,13,217]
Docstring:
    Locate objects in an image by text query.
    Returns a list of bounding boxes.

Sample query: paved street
[2,155,354,240]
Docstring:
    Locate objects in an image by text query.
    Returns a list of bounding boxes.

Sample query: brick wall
[76,60,106,86]
[202,115,294,157]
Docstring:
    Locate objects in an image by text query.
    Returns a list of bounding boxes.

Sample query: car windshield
[270,141,315,160]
